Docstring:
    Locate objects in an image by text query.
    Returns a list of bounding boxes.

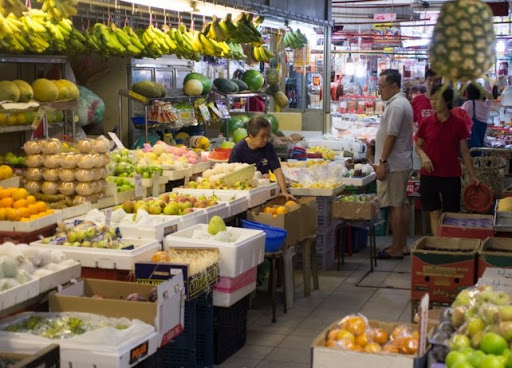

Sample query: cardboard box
[439,212,494,240]
[0,344,59,368]
[49,273,185,348]
[297,197,318,240]
[247,198,301,247]
[332,197,379,221]
[411,237,480,303]
[477,237,512,277]
[135,248,220,300]
[311,320,427,368]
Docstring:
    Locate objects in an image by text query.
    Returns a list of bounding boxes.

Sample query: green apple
[452,306,468,328]
[481,332,508,355]
[453,289,473,307]
[472,330,484,349]
[449,334,471,351]
[468,350,486,367]
[163,202,180,215]
[492,292,511,306]
[452,361,473,368]
[500,306,512,322]
[446,351,468,368]
[482,304,501,325]
[501,322,512,342]
[148,204,162,215]
[480,354,506,368]
[467,318,486,337]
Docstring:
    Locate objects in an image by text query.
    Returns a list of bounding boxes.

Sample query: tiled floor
[216,236,417,368]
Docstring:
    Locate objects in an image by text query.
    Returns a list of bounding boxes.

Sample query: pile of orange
[263,201,298,217]
[0,187,54,222]
[325,314,419,355]
[0,165,13,180]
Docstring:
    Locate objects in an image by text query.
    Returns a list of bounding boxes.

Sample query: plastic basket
[161,292,213,368]
[241,220,287,252]
[463,182,493,213]
[213,295,249,364]
[131,116,159,129]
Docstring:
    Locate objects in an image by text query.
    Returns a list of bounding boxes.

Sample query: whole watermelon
[184,73,212,95]
[220,116,246,138]
[264,114,279,133]
[238,114,251,128]
[242,70,264,91]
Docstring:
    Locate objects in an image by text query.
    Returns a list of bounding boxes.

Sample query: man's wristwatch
[379,158,388,164]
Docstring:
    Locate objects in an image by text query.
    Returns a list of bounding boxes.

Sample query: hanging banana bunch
[37,0,78,20]
[0,0,27,17]
[253,45,274,62]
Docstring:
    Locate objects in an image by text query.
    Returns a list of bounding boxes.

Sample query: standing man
[375,69,413,260]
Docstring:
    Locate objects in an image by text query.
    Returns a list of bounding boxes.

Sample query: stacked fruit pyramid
[23,138,111,208]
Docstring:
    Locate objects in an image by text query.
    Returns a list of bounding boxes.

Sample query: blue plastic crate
[351,226,368,253]
[131,117,158,126]
[160,292,213,368]
[241,220,287,252]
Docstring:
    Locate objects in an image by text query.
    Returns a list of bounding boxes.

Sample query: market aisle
[216,236,416,368]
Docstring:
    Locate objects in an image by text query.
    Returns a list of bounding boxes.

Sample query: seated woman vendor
[228,116,295,201]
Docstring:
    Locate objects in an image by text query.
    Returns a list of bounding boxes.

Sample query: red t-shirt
[411,94,434,125]
[417,114,470,177]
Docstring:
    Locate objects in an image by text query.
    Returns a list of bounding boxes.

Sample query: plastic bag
[76,86,105,127]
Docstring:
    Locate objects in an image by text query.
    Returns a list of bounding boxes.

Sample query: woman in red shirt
[416,85,478,236]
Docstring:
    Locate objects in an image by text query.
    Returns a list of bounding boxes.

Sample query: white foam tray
[0,278,39,311]
[0,211,60,233]
[38,261,81,293]
[163,167,192,181]
[58,203,93,221]
[30,239,160,270]
[0,176,20,189]
[0,313,157,368]
[164,224,265,278]
[191,162,210,174]
[341,172,376,187]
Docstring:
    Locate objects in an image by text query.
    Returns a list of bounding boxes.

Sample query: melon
[152,82,167,97]
[184,73,212,95]
[183,79,203,96]
[53,80,70,100]
[242,70,265,91]
[231,79,248,91]
[220,116,246,138]
[32,79,59,102]
[132,81,161,98]
[12,80,33,102]
[264,114,279,133]
[58,80,79,100]
[0,81,20,102]
[233,128,247,143]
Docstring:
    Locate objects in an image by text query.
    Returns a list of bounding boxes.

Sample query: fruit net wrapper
[429,284,512,363]
[282,161,345,187]
[0,312,153,345]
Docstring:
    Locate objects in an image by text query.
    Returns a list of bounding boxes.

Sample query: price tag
[418,293,429,356]
[135,174,143,198]
[152,172,160,197]
[184,174,190,186]
[104,207,112,226]
[128,90,148,104]
[108,132,125,149]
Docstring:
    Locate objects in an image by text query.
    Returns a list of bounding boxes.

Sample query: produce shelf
[0,125,32,133]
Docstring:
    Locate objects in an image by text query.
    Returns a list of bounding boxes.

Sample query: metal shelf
[0,125,32,133]
[210,89,269,114]
[0,100,78,113]
[0,54,69,64]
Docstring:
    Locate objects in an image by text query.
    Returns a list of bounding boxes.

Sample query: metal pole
[145,105,149,143]
[72,111,76,142]
[301,46,307,112]
[323,25,332,134]
[118,93,123,145]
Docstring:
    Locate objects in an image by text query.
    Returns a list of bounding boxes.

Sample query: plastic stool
[264,250,287,323]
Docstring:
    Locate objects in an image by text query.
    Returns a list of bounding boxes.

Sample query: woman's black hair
[247,116,271,137]
[431,84,454,110]
[466,83,481,101]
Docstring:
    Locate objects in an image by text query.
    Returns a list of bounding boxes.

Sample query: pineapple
[273,91,289,108]
[266,68,280,86]
[266,84,280,96]
[430,0,495,82]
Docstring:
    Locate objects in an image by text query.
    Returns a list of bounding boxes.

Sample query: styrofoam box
[38,261,81,293]
[192,191,249,218]
[0,278,39,310]
[164,224,265,278]
[93,196,116,210]
[58,203,93,221]
[290,184,345,197]
[163,167,192,181]
[111,175,169,188]
[29,239,161,270]
[0,313,157,368]
[203,202,229,222]
[341,172,377,187]
[0,211,60,232]
[114,190,136,205]
[191,162,210,174]
[307,139,366,153]
[0,176,20,189]
[213,267,257,307]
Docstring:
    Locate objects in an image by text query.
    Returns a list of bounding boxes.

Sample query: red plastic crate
[0,224,56,244]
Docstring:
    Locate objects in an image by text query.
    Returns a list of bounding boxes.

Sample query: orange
[326,339,340,348]
[342,340,356,351]
[12,188,28,201]
[17,207,30,219]
[275,206,288,215]
[370,328,389,345]
[0,188,7,199]
[344,316,367,336]
[365,342,382,353]
[382,344,400,354]
[29,214,39,220]
[263,206,275,214]
[327,329,341,340]
[35,201,47,213]
[335,329,355,343]
[391,325,410,340]
[399,337,418,355]
[284,200,297,206]
[26,195,36,205]
[27,204,38,216]
[6,208,20,221]
[13,199,27,209]
[151,251,170,262]
[0,197,14,208]
[0,208,6,221]
[355,332,369,347]
[5,188,16,196]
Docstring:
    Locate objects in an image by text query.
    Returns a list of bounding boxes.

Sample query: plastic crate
[161,292,213,368]
[0,224,56,244]
[350,226,368,253]
[241,220,287,252]
[213,295,249,364]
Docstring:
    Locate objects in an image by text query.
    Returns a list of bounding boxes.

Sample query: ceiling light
[121,0,242,18]
[121,0,194,12]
